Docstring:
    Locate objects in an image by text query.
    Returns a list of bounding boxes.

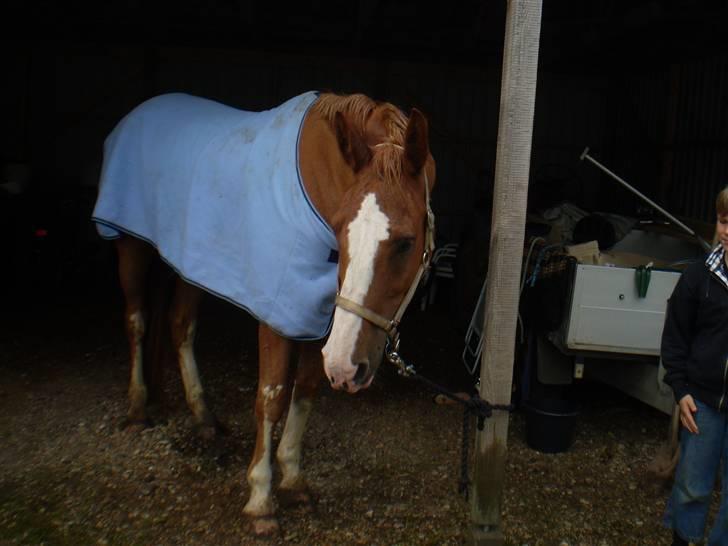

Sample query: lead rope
[379,171,512,499]
[460,404,472,498]
[385,344,514,499]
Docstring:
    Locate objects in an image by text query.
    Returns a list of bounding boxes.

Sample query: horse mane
[313,93,408,186]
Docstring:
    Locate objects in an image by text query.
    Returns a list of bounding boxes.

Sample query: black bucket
[524,398,579,454]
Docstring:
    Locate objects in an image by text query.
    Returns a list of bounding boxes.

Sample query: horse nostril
[353,361,370,384]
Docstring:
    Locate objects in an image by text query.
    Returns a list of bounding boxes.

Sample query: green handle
[636,265,652,298]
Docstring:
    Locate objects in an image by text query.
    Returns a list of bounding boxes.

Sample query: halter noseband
[334,168,435,352]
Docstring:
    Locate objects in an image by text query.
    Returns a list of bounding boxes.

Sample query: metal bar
[580,147,711,251]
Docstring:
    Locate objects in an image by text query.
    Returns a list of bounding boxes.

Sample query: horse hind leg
[115,236,155,428]
[244,324,296,536]
[276,340,324,510]
[168,278,217,439]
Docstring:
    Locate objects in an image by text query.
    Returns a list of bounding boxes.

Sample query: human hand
[678,394,699,434]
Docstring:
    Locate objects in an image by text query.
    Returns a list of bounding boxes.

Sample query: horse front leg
[243,324,295,536]
[277,340,324,509]
[169,278,217,439]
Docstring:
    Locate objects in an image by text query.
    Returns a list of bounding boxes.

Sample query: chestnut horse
[92,90,436,535]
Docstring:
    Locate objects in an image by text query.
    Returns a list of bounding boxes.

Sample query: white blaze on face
[322,192,390,387]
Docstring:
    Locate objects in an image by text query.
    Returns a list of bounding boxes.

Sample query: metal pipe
[580,147,712,251]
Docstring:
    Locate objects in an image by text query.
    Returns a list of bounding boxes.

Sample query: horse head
[322,105,436,393]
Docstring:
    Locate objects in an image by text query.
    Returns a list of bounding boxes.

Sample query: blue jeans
[664,399,728,545]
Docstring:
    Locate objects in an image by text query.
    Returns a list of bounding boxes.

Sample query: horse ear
[403,108,430,177]
[334,111,371,173]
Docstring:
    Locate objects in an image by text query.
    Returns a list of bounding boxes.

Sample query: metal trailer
[539,261,680,415]
[463,149,710,416]
[464,239,692,416]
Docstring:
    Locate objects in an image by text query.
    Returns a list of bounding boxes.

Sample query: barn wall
[5,41,726,245]
[4,43,502,244]
[668,56,728,222]
[531,72,613,213]
[576,54,728,225]
[2,51,30,165]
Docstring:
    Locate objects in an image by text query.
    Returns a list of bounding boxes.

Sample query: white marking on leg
[177,320,206,417]
[277,386,313,489]
[262,384,283,402]
[322,192,389,385]
[244,418,274,516]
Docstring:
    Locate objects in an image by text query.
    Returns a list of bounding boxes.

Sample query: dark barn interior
[3,1,728,544]
[3,1,728,313]
[3,1,728,301]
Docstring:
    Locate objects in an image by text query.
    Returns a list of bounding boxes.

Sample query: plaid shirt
[706,244,728,289]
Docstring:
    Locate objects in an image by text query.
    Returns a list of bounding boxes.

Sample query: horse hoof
[278,487,316,512]
[194,412,226,441]
[249,515,280,536]
[121,418,152,432]
[195,424,217,441]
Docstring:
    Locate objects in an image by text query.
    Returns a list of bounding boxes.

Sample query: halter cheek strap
[334,171,435,344]
[334,296,398,336]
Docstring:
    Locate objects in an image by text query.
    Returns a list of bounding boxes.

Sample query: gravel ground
[0,284,698,546]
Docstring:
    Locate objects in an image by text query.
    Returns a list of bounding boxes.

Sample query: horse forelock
[313,93,376,131]
[314,93,409,187]
[371,145,404,190]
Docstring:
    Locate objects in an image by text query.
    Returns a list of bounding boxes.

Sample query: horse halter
[334,168,435,359]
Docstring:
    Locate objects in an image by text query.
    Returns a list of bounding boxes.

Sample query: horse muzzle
[322,354,378,393]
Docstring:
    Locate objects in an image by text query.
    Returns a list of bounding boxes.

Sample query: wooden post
[469,1,543,545]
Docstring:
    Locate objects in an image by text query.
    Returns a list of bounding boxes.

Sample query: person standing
[662,185,728,546]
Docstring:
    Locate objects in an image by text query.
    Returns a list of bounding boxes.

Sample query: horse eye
[393,237,414,256]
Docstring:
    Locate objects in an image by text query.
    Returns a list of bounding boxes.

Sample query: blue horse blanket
[92,91,339,340]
